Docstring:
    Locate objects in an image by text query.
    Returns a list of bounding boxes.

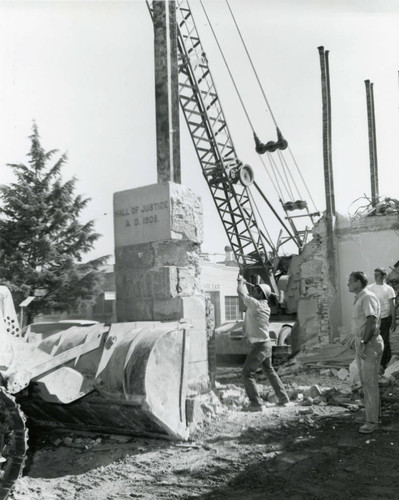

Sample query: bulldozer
[0,286,192,499]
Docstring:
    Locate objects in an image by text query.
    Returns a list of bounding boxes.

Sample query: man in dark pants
[368,267,396,371]
[237,276,290,411]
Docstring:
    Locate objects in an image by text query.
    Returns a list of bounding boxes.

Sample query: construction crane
[148,0,315,292]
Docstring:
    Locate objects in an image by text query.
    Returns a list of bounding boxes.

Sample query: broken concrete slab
[383,356,399,382]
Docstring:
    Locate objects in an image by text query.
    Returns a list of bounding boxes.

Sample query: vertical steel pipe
[318,46,335,220]
[318,46,336,305]
[365,80,379,207]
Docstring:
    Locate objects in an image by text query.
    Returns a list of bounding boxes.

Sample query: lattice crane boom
[148,0,297,289]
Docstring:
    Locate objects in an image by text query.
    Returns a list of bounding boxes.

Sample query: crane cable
[199,0,256,133]
[225,0,319,212]
[198,0,292,202]
[225,0,278,129]
[247,189,277,254]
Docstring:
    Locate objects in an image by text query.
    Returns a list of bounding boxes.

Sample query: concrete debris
[337,368,349,381]
[216,385,247,407]
[383,356,399,382]
[278,344,355,376]
[306,385,323,399]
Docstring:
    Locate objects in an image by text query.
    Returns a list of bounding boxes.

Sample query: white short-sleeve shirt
[367,283,395,318]
[351,288,380,338]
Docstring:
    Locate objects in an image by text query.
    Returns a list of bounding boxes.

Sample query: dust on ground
[9,362,399,500]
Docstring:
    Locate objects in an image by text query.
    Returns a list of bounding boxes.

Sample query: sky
[0,0,399,264]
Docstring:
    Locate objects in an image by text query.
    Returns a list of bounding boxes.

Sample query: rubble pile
[277,344,355,378]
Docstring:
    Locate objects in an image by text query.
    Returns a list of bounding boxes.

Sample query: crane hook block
[239,164,254,187]
[254,127,288,154]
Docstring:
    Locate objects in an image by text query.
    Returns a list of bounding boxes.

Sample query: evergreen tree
[0,123,109,323]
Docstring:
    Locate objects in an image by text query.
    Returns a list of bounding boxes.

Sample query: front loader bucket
[16,322,190,440]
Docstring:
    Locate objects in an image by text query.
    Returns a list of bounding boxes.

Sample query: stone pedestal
[113,182,209,393]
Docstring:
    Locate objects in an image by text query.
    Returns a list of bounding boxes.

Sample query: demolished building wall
[287,216,338,352]
[335,213,399,336]
[290,211,399,350]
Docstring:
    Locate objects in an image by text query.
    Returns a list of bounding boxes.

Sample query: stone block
[152,297,184,321]
[176,267,198,296]
[117,298,153,322]
[170,183,203,244]
[114,182,203,248]
[115,243,155,270]
[153,240,201,268]
[151,267,179,299]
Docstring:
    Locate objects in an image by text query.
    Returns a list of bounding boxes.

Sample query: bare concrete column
[153,1,181,183]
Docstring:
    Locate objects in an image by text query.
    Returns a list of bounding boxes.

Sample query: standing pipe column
[365,80,379,206]
[318,46,336,344]
[325,50,336,214]
[318,46,335,219]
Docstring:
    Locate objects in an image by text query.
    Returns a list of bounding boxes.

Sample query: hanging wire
[257,154,281,198]
[274,151,295,201]
[225,0,319,212]
[277,150,301,201]
[247,188,277,254]
[225,0,278,128]
[287,147,319,212]
[266,152,294,202]
[199,0,319,221]
[199,0,256,133]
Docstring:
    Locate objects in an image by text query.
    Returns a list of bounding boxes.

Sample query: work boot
[359,423,378,434]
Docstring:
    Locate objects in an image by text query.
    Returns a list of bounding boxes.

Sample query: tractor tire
[0,388,28,500]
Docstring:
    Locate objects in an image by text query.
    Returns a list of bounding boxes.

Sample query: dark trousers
[242,341,289,406]
[380,316,392,369]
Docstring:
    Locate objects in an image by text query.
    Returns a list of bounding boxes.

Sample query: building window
[225,296,242,321]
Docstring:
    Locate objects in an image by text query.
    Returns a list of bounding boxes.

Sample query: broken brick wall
[288,212,399,351]
[286,216,337,352]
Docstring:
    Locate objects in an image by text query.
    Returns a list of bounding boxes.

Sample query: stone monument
[113,181,209,393]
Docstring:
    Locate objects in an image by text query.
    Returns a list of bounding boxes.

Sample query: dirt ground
[8,363,399,500]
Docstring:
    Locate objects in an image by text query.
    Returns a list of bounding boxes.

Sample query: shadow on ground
[191,411,399,500]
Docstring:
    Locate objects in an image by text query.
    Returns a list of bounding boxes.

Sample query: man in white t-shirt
[237,276,290,411]
[368,267,396,371]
